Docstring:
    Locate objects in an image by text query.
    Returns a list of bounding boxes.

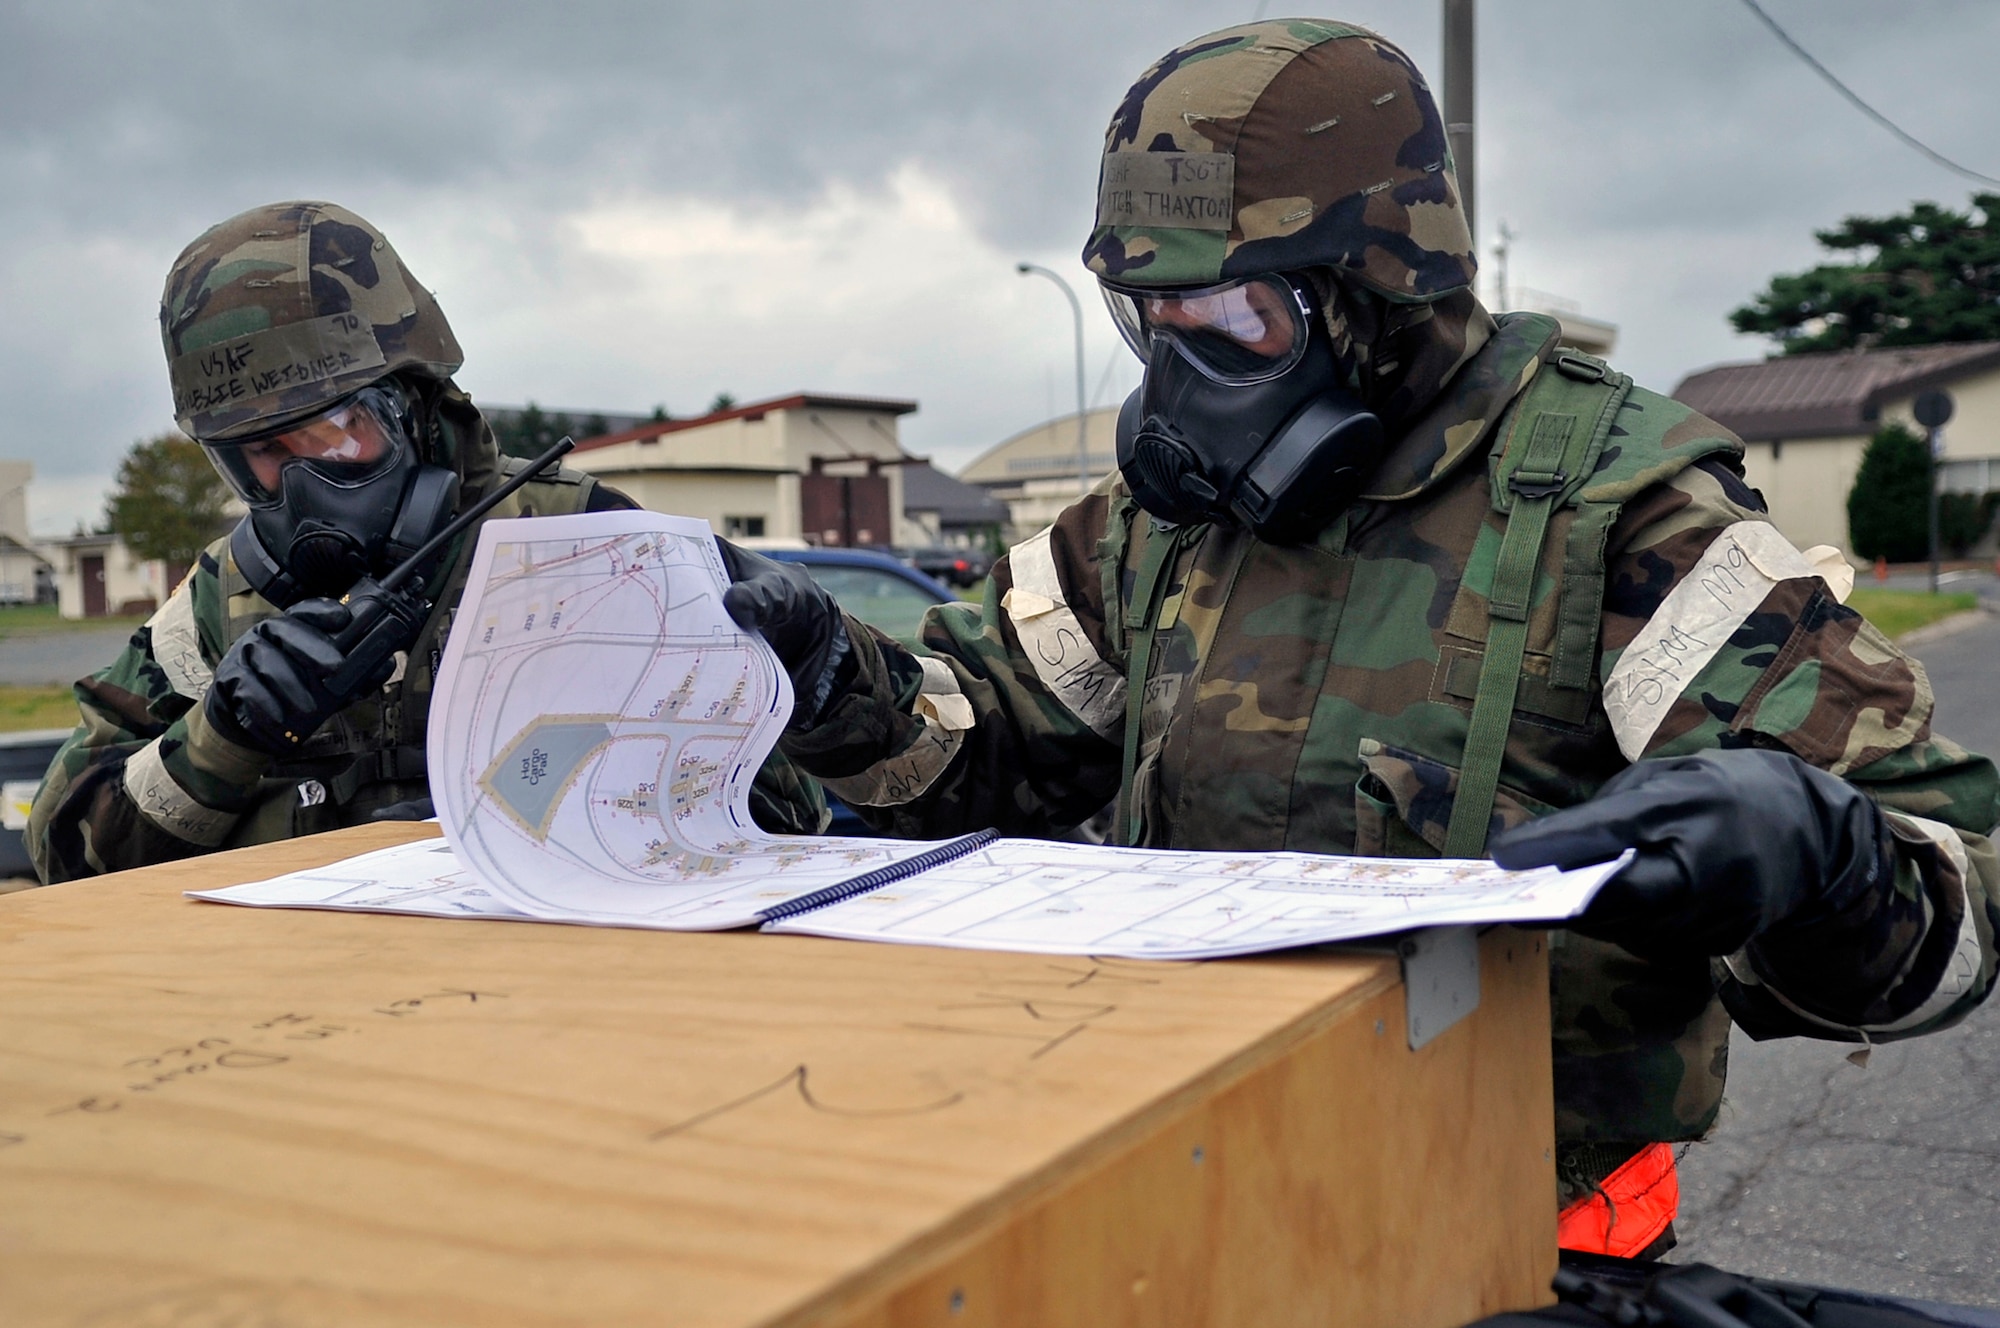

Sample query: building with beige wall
[45,533,170,619]
[0,461,31,547]
[1673,341,2000,557]
[567,393,925,547]
[0,536,49,605]
[0,461,53,603]
[958,407,1120,541]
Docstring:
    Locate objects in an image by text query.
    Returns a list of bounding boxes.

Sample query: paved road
[1674,605,2000,1305]
[0,625,135,685]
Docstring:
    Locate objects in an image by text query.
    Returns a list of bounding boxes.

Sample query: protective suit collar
[1313,280,1498,434]
[1358,311,1562,503]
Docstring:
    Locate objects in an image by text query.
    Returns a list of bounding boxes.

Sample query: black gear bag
[1466,1253,2000,1328]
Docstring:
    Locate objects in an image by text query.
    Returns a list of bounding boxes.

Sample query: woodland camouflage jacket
[786,313,2000,1145]
[29,412,826,883]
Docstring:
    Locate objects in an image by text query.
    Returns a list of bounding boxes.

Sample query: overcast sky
[7,0,2000,535]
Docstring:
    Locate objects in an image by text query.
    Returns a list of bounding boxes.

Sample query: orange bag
[1556,1142,1679,1258]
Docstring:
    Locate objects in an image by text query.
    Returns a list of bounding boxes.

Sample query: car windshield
[798,565,944,643]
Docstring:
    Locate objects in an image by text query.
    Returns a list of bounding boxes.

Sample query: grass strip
[1844,589,1979,640]
[0,686,80,734]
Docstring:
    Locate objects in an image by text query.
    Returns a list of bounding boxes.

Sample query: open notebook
[192,511,1626,960]
[195,828,1623,960]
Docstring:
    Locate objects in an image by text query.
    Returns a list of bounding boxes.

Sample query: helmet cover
[160,201,463,441]
[1081,19,1476,301]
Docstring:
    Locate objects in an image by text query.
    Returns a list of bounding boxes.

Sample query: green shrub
[1848,423,1932,562]
[1939,490,2000,556]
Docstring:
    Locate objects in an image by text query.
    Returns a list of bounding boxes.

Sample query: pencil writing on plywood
[648,1064,966,1142]
[935,995,1118,1022]
[3,986,506,1152]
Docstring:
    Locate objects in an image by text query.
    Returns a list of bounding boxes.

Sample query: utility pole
[1016,263,1091,495]
[1442,0,1476,242]
[1493,220,1514,312]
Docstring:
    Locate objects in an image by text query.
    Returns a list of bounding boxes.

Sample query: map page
[420,510,973,930]
[197,834,1624,958]
[765,840,1630,959]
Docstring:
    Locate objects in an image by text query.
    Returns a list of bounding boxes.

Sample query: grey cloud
[6,0,2000,526]
[1479,0,2000,234]
[13,2,1997,256]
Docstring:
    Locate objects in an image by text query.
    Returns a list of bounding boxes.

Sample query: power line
[1737,0,2000,189]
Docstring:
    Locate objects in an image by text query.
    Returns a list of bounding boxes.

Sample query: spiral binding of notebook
[756,829,1001,924]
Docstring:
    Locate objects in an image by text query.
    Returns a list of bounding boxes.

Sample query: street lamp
[1016,262,1091,495]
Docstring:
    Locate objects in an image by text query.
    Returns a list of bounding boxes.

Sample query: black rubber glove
[1489,748,1894,959]
[715,538,852,728]
[204,598,401,754]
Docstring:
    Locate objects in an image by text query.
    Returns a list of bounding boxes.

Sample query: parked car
[764,547,957,643]
[905,545,992,590]
[761,548,959,836]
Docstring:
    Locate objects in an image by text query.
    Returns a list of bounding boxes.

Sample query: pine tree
[1734,193,2000,354]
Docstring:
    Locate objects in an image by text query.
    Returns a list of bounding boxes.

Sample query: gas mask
[1103,274,1384,544]
[203,382,460,607]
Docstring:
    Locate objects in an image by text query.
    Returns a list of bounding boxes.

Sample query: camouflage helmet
[160,201,463,442]
[1081,20,1475,302]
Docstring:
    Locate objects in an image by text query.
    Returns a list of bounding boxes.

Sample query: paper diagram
[426,512,945,928]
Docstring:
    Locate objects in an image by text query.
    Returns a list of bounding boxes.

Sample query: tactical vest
[210,459,606,847]
[1114,344,1739,858]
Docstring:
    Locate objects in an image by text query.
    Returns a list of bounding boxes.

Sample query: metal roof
[572,392,919,453]
[899,461,1007,525]
[1672,341,2000,441]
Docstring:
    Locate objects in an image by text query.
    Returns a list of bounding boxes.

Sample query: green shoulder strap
[498,457,601,517]
[1442,351,1631,858]
[1116,516,1191,847]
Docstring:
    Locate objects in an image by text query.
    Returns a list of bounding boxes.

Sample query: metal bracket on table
[1399,927,1480,1050]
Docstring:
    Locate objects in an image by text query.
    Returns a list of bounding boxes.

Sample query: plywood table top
[0,823,1410,1326]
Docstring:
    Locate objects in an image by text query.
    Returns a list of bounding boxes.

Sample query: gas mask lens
[1101,275,1312,385]
[204,386,410,509]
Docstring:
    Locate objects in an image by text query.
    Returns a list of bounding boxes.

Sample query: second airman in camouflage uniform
[720,22,1999,1252]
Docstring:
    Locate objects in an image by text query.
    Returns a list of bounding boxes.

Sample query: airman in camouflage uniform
[724,22,1999,1245]
[30,202,822,883]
